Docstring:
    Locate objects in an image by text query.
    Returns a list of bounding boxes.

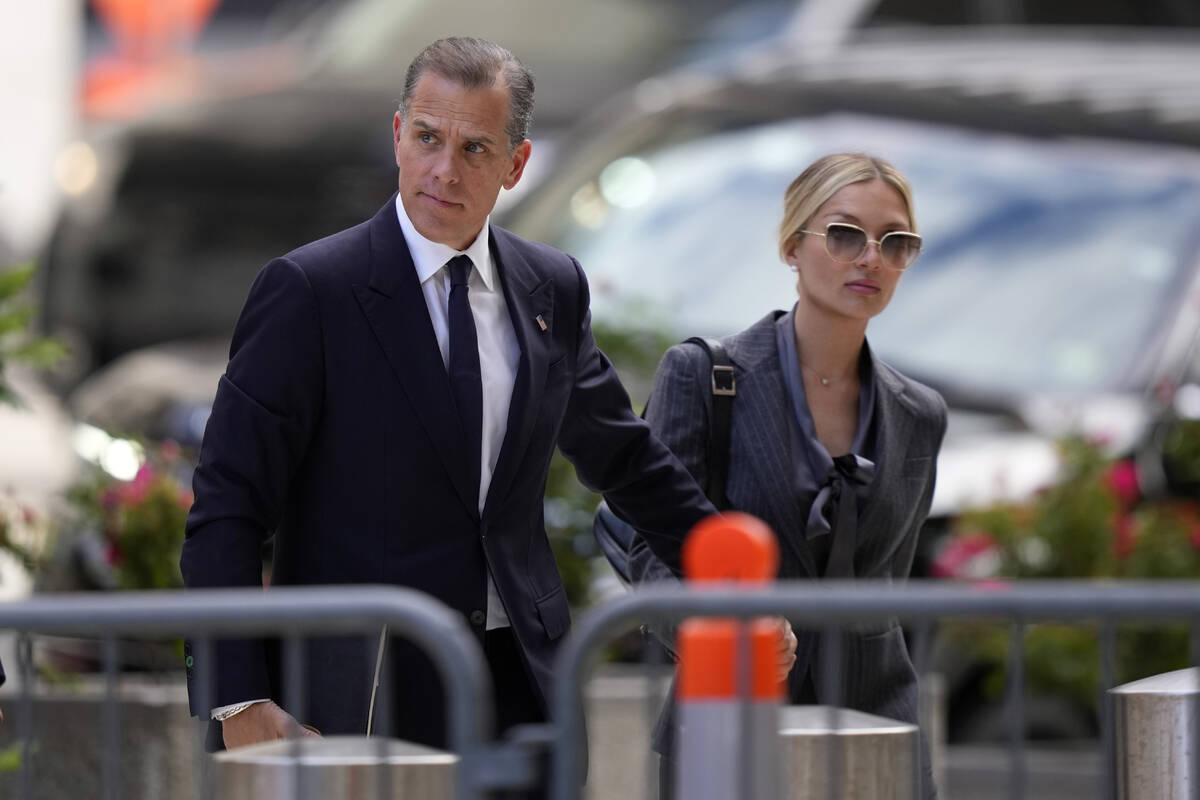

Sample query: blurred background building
[2,3,1200,794]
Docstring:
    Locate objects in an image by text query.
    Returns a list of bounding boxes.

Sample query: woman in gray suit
[638,152,946,798]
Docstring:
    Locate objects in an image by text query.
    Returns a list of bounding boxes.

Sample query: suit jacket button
[470,610,486,626]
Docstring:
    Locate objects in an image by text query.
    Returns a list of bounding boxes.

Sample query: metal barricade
[550,580,1200,800]
[2,581,1199,799]
[0,586,536,800]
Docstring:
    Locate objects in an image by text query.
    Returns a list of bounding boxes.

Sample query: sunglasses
[797,222,923,270]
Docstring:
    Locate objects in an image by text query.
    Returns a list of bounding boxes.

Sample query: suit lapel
[725,318,819,577]
[854,348,918,566]
[483,227,555,516]
[351,199,480,519]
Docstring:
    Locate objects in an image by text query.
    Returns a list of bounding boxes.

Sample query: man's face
[393,72,531,250]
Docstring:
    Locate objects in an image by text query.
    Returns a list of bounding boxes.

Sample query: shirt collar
[394,194,496,291]
[775,304,877,458]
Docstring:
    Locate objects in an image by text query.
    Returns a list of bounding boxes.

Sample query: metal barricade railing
[550,580,1200,800]
[2,581,1199,799]
[0,585,539,800]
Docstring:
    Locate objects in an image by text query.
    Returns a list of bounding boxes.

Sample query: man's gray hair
[398,36,534,152]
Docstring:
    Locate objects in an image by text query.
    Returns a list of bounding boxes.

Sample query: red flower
[117,463,155,505]
[1189,524,1200,551]
[932,531,999,579]
[1104,460,1140,508]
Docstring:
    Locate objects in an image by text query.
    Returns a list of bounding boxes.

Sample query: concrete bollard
[1111,666,1199,800]
[212,735,457,800]
[778,705,918,800]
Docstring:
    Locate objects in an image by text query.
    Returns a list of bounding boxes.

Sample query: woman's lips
[845,280,880,295]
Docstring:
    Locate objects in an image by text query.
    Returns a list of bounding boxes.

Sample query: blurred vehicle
[41,0,781,387]
[502,26,1200,547]
[497,28,1200,737]
[67,338,225,462]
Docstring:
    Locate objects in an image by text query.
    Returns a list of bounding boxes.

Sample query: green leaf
[0,262,34,301]
[0,741,24,772]
[0,305,33,336]
[10,337,68,367]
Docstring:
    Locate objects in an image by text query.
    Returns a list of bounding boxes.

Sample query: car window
[533,113,1200,394]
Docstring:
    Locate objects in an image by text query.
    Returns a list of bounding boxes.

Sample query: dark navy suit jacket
[180,197,712,746]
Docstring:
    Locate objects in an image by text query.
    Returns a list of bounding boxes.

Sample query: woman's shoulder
[720,310,787,367]
[874,357,948,428]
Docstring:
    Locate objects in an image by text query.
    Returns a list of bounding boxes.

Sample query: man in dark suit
[180,36,713,753]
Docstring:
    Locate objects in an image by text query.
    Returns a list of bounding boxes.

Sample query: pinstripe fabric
[641,309,947,797]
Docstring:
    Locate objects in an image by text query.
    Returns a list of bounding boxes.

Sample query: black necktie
[447,254,482,506]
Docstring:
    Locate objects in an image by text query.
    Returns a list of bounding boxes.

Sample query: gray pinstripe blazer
[634,310,946,781]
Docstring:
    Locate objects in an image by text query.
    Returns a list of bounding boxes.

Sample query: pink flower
[117,463,155,505]
[932,531,999,579]
[1104,460,1140,508]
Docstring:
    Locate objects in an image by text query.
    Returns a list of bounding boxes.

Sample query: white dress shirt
[395,195,520,630]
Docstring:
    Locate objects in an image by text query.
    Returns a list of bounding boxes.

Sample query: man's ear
[392,112,403,167]
[503,139,533,190]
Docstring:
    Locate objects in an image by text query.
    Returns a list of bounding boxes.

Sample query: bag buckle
[711,365,736,397]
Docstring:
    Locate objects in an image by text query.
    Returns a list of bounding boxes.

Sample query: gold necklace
[799,361,852,388]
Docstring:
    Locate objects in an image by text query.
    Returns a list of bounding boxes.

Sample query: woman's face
[785,178,911,323]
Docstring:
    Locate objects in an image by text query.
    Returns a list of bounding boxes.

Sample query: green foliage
[0,741,27,773]
[1163,419,1200,488]
[65,445,192,590]
[935,435,1200,714]
[0,262,67,407]
[543,319,674,608]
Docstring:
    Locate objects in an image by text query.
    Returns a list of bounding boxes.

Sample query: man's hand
[775,618,798,685]
[221,701,319,750]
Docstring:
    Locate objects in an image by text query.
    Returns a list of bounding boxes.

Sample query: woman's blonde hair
[778,153,917,262]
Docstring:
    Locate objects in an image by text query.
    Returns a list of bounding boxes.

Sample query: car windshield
[542,114,1200,394]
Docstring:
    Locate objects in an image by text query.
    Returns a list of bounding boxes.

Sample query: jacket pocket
[534,584,571,641]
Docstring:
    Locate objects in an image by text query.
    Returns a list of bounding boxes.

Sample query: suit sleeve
[627,342,713,586]
[554,259,715,574]
[179,257,325,713]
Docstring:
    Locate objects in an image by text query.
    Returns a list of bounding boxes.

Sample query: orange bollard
[675,512,783,800]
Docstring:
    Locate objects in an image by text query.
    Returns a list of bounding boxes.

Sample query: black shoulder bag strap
[591,336,736,586]
[683,336,735,510]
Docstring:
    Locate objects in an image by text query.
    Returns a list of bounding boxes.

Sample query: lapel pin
[535,314,548,332]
